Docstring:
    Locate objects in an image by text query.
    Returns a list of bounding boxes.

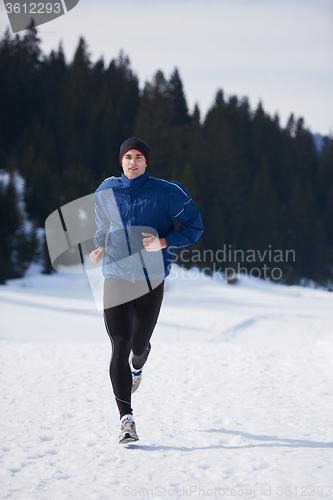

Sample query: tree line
[0,23,332,286]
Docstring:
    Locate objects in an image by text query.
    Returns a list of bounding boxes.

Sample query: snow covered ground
[1,265,333,499]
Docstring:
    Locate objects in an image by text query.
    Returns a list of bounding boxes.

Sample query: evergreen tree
[318,137,333,247]
[135,69,180,179]
[247,159,280,258]
[286,178,327,282]
[293,117,317,186]
[324,184,333,249]
[317,137,333,211]
[0,172,36,282]
[169,68,190,126]
[98,51,139,180]
[202,90,251,250]
[0,22,42,156]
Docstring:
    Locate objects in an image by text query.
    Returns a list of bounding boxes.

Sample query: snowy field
[1,265,333,500]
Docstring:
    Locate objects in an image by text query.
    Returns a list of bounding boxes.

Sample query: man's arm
[164,183,204,248]
[93,189,111,247]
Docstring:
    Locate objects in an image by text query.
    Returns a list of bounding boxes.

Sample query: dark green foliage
[0,26,332,285]
[0,172,36,283]
[317,137,333,249]
[201,91,252,252]
[247,159,280,255]
[169,68,191,126]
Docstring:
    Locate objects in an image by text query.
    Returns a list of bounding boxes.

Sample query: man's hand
[142,233,168,252]
[89,246,105,264]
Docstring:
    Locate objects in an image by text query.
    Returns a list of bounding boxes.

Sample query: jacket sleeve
[93,190,110,248]
[164,182,204,248]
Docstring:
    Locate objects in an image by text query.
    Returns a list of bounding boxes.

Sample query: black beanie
[119,137,150,167]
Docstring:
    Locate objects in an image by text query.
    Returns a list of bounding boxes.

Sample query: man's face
[122,149,147,179]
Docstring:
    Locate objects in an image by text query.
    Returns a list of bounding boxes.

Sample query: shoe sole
[119,433,139,444]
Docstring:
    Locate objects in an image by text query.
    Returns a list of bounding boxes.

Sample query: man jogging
[90,137,203,444]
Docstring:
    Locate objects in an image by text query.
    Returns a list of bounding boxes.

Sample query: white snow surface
[1,265,333,499]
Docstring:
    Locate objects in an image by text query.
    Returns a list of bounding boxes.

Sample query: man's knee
[112,337,131,356]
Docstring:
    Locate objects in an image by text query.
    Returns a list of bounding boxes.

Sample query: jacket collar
[121,170,149,188]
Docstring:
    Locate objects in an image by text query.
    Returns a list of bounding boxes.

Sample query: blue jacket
[93,170,204,280]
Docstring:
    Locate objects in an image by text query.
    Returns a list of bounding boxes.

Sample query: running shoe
[119,415,139,444]
[129,351,143,394]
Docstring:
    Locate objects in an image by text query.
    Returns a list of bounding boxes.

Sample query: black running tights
[103,279,164,419]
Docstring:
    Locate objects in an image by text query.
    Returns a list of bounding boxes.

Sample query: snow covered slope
[1,265,333,499]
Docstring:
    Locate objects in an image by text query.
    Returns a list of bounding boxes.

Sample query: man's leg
[131,280,164,370]
[103,279,164,418]
[103,279,135,419]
